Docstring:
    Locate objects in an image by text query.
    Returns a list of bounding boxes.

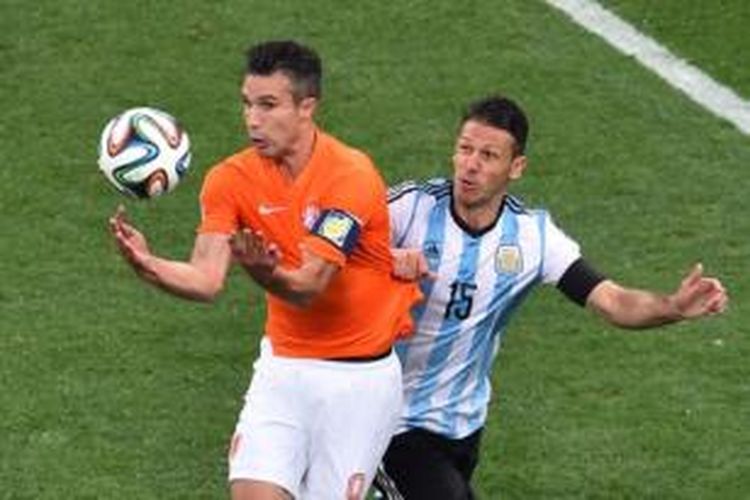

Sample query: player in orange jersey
[109,40,421,500]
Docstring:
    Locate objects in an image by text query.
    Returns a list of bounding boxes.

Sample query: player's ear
[299,96,317,119]
[509,154,527,180]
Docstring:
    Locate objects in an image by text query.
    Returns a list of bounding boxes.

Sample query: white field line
[545,0,750,135]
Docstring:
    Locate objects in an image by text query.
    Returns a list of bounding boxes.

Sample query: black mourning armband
[556,258,607,307]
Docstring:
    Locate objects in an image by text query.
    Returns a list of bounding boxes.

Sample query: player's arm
[231,228,338,308]
[110,206,232,302]
[558,259,728,328]
[269,246,339,307]
[390,248,435,281]
[387,180,439,281]
[235,163,385,307]
[586,263,727,328]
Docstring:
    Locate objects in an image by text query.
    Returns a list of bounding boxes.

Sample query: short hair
[245,40,322,102]
[460,96,529,155]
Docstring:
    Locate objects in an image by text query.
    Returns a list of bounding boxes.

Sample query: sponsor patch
[311,209,361,255]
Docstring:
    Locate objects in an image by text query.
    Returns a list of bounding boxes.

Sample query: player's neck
[454,195,505,232]
[278,126,317,179]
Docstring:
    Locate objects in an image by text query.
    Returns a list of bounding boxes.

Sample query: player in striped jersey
[374,96,727,499]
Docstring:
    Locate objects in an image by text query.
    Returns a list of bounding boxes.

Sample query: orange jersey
[198,131,421,358]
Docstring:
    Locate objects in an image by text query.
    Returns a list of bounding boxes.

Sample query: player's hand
[670,263,728,319]
[108,205,157,280]
[231,228,282,283]
[391,248,436,282]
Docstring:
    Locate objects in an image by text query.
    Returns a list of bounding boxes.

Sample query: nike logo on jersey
[258,204,287,215]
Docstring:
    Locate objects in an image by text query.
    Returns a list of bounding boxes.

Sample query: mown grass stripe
[545,0,750,135]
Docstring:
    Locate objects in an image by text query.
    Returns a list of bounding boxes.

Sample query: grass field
[1,0,749,498]
[601,0,750,97]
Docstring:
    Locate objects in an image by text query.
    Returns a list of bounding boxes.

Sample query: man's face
[452,119,526,209]
[241,71,315,159]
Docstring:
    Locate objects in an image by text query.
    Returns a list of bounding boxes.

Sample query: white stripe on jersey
[388,178,581,439]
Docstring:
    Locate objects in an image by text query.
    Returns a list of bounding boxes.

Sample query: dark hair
[461,96,529,155]
[245,40,322,101]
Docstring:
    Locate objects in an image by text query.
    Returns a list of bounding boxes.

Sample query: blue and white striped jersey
[389,178,581,439]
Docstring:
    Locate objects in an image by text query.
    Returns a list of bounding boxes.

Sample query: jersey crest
[495,244,523,274]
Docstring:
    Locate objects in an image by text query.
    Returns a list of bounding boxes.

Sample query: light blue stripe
[444,209,520,435]
[406,226,482,423]
[465,281,535,433]
[464,213,545,433]
[535,210,547,282]
[395,197,449,362]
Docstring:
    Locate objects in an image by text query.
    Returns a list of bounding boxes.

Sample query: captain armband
[311,209,362,256]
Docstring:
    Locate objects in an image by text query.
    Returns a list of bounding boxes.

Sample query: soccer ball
[98,107,191,198]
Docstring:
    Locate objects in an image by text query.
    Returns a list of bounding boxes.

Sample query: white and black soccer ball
[98,107,191,198]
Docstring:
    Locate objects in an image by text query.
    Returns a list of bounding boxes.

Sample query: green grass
[600,0,750,98]
[1,0,749,498]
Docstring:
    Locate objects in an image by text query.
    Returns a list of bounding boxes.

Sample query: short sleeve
[302,158,386,265]
[321,158,383,224]
[387,181,420,247]
[540,212,582,284]
[197,166,240,235]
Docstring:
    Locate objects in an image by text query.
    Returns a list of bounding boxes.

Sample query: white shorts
[228,338,403,499]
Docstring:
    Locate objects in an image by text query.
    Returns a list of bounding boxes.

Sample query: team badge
[312,209,361,255]
[495,244,522,274]
[302,204,320,230]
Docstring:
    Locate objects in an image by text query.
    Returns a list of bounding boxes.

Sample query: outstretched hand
[231,228,282,284]
[108,205,156,281]
[670,263,728,319]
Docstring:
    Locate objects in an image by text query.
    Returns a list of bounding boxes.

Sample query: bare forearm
[243,255,337,308]
[258,265,332,307]
[110,216,231,302]
[596,290,680,328]
[587,281,682,329]
[137,256,224,302]
[242,264,301,304]
[231,229,339,308]
[587,265,728,329]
